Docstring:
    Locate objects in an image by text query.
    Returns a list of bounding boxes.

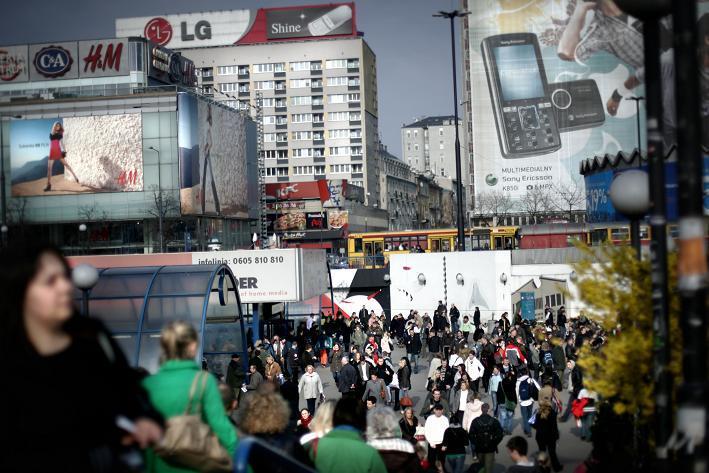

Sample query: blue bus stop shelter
[77,264,247,376]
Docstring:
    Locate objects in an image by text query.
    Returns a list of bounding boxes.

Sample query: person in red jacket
[504,341,527,367]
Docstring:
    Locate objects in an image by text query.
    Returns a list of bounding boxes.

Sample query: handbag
[400,396,414,407]
[155,372,232,473]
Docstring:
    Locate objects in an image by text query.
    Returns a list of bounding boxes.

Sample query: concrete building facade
[400,115,469,207]
[376,143,417,231]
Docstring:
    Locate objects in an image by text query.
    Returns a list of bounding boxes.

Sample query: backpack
[528,379,539,401]
[519,379,531,402]
[470,416,503,452]
[543,351,554,368]
[506,348,520,367]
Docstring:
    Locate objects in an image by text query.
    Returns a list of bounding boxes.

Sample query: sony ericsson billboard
[466,0,647,213]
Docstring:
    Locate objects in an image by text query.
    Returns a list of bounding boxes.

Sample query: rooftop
[402,115,460,129]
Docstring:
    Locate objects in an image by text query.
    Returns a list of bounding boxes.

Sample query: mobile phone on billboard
[481,33,561,158]
[548,79,606,132]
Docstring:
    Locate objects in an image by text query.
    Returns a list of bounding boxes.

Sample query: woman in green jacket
[142,321,238,472]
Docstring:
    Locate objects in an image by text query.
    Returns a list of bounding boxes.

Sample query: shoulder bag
[155,372,233,472]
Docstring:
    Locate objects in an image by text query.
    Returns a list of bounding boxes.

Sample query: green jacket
[311,427,387,473]
[142,360,238,473]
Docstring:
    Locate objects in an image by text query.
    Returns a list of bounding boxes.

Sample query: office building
[376,143,417,231]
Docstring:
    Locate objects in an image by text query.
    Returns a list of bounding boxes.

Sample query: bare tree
[476,190,514,225]
[146,185,179,253]
[520,187,553,224]
[552,180,585,221]
[7,197,28,234]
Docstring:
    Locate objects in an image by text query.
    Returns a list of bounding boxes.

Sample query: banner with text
[466,0,646,212]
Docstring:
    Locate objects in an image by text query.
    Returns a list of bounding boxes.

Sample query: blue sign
[33,46,73,78]
[520,292,536,321]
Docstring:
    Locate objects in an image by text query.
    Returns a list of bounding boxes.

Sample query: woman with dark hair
[0,241,163,472]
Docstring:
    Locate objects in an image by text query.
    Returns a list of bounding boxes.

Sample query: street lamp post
[609,170,651,259]
[627,95,645,258]
[1,224,7,248]
[434,9,468,252]
[79,223,87,255]
[72,264,99,317]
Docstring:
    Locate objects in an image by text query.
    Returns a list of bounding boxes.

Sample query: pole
[642,18,672,470]
[0,118,6,227]
[81,289,89,317]
[448,14,466,252]
[672,0,708,469]
[627,96,644,260]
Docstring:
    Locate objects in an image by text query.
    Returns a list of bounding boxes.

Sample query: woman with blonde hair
[298,364,324,415]
[45,121,80,192]
[142,321,237,472]
[531,401,562,472]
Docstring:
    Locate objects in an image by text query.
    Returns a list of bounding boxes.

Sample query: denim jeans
[445,455,465,473]
[520,404,533,435]
[408,353,419,372]
[491,391,499,417]
[498,407,514,433]
[581,412,595,440]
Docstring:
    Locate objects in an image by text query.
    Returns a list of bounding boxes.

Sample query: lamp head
[72,264,99,290]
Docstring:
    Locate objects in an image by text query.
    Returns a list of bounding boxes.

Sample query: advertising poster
[467,0,646,212]
[327,210,348,230]
[178,92,249,218]
[266,4,354,40]
[0,45,29,83]
[306,212,327,230]
[10,114,143,196]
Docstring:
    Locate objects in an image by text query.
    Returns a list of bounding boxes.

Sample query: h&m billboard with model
[10,114,143,196]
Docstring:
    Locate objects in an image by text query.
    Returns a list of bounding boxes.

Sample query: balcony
[313,156,326,163]
[347,67,359,74]
[238,90,250,97]
[349,120,361,126]
[310,69,322,76]
[275,106,287,113]
[276,123,287,130]
[275,89,286,95]
[274,72,286,78]
[348,85,359,91]
[277,158,289,165]
[348,101,361,108]
[276,141,288,147]
[313,139,325,146]
[311,87,323,93]
[238,73,249,80]
[277,175,289,182]
[312,121,323,128]
[352,172,364,179]
[350,137,362,143]
[312,104,324,110]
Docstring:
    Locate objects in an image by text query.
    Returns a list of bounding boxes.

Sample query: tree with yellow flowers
[572,244,682,423]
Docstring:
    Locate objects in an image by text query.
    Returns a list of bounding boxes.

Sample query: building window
[291,96,312,106]
[263,116,277,125]
[326,59,348,69]
[217,65,238,75]
[292,131,313,141]
[348,93,360,102]
[265,150,287,159]
[313,131,324,140]
[330,164,351,174]
[439,128,444,136]
[290,61,311,71]
[327,76,349,86]
[328,111,350,121]
[314,165,325,174]
[350,129,362,138]
[293,165,314,175]
[351,146,362,156]
[349,111,361,120]
[347,59,359,68]
[254,63,285,73]
[275,98,287,107]
[311,79,323,88]
[266,167,276,176]
[291,113,313,123]
[276,133,288,142]
[328,94,347,104]
[414,144,419,151]
[220,82,237,92]
[290,79,312,88]
[439,141,445,149]
[329,146,349,156]
[352,163,363,173]
[262,98,275,108]
[328,129,350,139]
[275,80,286,90]
[276,116,288,125]
[238,83,249,93]
[312,96,324,106]
[313,113,324,123]
[238,65,249,75]
[277,167,288,176]
[311,61,322,71]
[264,133,276,142]
[348,77,360,87]
[293,148,313,158]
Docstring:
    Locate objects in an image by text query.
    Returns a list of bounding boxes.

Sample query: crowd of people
[1,241,607,473]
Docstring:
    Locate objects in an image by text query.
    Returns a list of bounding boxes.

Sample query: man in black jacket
[428,331,442,359]
[473,307,481,329]
[560,359,583,422]
[338,356,359,398]
[469,403,504,473]
[449,304,460,334]
[359,305,369,328]
[225,353,245,397]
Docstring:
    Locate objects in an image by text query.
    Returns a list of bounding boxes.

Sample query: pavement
[307,344,592,472]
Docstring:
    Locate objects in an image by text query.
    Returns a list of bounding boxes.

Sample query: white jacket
[424,414,449,447]
[465,356,485,381]
[462,399,483,432]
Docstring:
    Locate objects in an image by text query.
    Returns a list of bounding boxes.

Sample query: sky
[0,0,465,158]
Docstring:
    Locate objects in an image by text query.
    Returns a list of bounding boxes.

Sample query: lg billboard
[115,3,356,48]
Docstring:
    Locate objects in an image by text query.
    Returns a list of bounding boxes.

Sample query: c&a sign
[28,42,78,81]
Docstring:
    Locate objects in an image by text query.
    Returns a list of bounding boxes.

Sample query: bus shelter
[75,264,247,376]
